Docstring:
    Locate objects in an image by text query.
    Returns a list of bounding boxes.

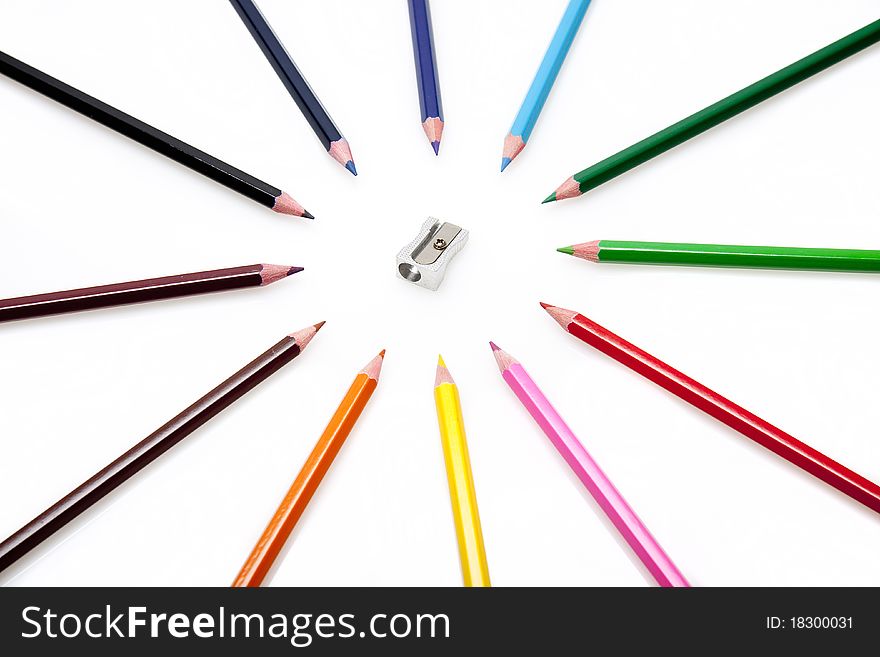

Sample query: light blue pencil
[500,0,591,172]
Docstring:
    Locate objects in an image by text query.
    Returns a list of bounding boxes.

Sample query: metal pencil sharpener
[396,217,468,291]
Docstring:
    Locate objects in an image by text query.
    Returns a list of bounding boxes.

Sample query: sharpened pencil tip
[260,264,303,285]
[422,118,444,153]
[273,191,310,217]
[502,134,525,171]
[289,321,324,350]
[362,350,385,380]
[302,209,315,220]
[490,342,517,373]
[540,303,577,330]
[557,246,574,255]
[550,177,583,202]
[435,356,454,387]
[328,138,356,174]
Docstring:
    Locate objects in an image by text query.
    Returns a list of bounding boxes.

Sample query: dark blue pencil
[229,0,357,175]
[407,0,444,155]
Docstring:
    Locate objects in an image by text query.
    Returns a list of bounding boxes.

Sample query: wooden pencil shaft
[0,335,303,573]
[435,382,491,587]
[229,0,343,149]
[501,0,590,170]
[408,0,443,122]
[556,19,880,198]
[510,0,589,142]
[233,371,378,587]
[494,350,688,587]
[595,241,880,272]
[0,50,282,207]
[554,308,880,514]
[0,265,267,322]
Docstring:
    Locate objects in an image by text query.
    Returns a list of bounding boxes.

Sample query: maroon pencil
[0,264,302,323]
[0,321,324,573]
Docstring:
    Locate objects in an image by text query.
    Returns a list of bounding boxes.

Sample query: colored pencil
[543,18,880,202]
[434,356,491,587]
[230,0,357,176]
[0,264,302,324]
[500,0,591,172]
[0,50,311,217]
[559,240,880,273]
[490,342,688,587]
[408,0,444,155]
[541,302,880,514]
[233,350,385,587]
[0,322,324,573]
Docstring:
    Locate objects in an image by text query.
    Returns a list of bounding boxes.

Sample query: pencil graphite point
[329,138,357,176]
[435,355,454,387]
[272,191,312,218]
[545,176,583,203]
[289,320,324,351]
[500,134,525,173]
[489,341,517,373]
[259,264,304,285]
[568,241,600,262]
[289,322,324,353]
[540,302,577,330]
[422,118,444,155]
[557,246,575,256]
[361,350,386,381]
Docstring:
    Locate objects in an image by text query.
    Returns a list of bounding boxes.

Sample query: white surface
[1,0,879,587]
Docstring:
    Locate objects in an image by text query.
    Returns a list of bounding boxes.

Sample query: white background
[1,0,879,587]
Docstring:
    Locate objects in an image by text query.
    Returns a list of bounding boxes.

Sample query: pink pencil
[490,342,689,587]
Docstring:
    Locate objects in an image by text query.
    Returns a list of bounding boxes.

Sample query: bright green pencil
[559,240,880,272]
[544,18,880,203]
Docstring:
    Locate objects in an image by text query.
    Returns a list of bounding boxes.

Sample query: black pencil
[0,321,324,573]
[0,263,302,323]
[229,0,358,176]
[0,50,312,218]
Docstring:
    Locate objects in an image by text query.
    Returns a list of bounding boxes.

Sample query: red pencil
[540,302,880,515]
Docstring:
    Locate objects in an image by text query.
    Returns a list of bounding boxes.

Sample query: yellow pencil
[434,356,491,587]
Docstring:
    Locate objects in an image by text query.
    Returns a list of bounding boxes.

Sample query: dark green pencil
[544,18,880,203]
[559,240,880,273]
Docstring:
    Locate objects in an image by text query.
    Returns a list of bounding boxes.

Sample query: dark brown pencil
[0,321,324,573]
[0,264,303,323]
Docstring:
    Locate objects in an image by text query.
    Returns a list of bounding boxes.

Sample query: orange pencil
[232,350,385,587]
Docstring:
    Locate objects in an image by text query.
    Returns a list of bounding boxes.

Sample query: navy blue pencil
[408,0,444,154]
[229,0,357,175]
